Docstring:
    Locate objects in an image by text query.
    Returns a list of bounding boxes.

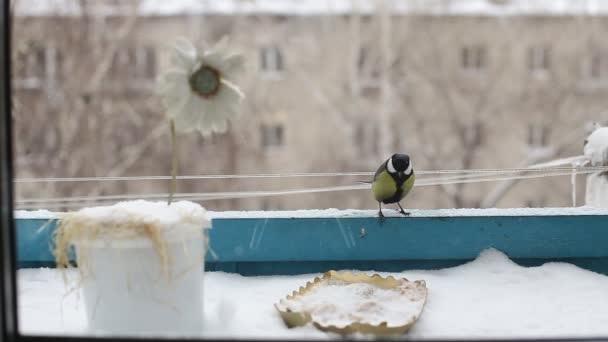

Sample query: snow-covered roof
[13,0,608,17]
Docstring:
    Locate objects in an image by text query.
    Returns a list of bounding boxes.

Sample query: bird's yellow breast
[372,170,397,202]
[372,170,415,203]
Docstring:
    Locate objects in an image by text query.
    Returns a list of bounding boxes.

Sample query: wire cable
[13,165,608,183]
[14,166,606,210]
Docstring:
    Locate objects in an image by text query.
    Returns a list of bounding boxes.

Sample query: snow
[62,200,211,229]
[14,209,59,219]
[277,278,426,328]
[584,126,608,167]
[18,248,608,339]
[583,126,608,207]
[14,200,213,224]
[209,207,608,218]
[586,173,608,208]
[15,201,211,230]
[13,0,608,17]
[14,206,608,220]
[528,155,589,168]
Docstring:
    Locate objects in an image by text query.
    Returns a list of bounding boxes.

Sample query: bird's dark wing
[372,159,388,182]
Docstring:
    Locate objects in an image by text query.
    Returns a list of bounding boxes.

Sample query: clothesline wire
[15,167,602,210]
[13,165,608,183]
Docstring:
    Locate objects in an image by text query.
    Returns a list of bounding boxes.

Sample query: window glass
[11,1,608,340]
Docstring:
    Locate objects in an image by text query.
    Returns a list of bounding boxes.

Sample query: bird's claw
[399,209,410,216]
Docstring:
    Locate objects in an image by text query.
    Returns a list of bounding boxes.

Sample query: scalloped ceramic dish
[275,270,427,336]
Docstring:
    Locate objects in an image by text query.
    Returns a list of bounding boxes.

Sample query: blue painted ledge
[14,207,608,275]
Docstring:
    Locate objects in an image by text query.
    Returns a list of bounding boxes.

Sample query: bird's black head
[387,153,412,175]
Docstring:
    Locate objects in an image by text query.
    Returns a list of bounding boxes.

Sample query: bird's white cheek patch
[405,163,412,175]
[387,158,396,173]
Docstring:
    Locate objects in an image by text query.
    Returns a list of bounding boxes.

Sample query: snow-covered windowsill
[14,207,608,339]
[18,248,608,339]
[15,206,608,220]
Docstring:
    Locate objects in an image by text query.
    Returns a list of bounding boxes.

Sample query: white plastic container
[57,201,210,337]
[78,231,204,337]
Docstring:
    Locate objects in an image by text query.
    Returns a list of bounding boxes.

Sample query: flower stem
[168,119,178,205]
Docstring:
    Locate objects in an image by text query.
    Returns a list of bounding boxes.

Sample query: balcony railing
[15,207,608,275]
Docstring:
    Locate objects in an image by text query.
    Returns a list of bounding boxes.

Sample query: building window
[357,47,379,78]
[357,47,368,74]
[586,53,608,80]
[110,46,156,83]
[260,46,283,73]
[461,45,486,71]
[136,46,156,80]
[111,49,128,79]
[354,122,379,155]
[528,46,551,75]
[357,47,380,91]
[261,124,284,148]
[14,42,47,89]
[527,124,549,147]
[464,121,484,146]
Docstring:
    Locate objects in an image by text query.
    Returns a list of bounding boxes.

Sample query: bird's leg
[378,202,385,223]
[397,202,410,216]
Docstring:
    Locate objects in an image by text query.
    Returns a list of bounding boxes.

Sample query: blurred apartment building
[11,0,608,211]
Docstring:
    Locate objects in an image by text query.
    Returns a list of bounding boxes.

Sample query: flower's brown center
[189,65,221,98]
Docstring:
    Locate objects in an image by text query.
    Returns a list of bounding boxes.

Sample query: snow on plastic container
[53,200,210,337]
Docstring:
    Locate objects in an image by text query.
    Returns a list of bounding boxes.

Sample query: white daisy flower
[158,37,245,136]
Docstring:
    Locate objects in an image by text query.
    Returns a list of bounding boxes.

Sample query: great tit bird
[371,153,415,218]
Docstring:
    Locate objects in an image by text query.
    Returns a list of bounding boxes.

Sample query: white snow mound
[584,126,608,166]
[17,248,608,339]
